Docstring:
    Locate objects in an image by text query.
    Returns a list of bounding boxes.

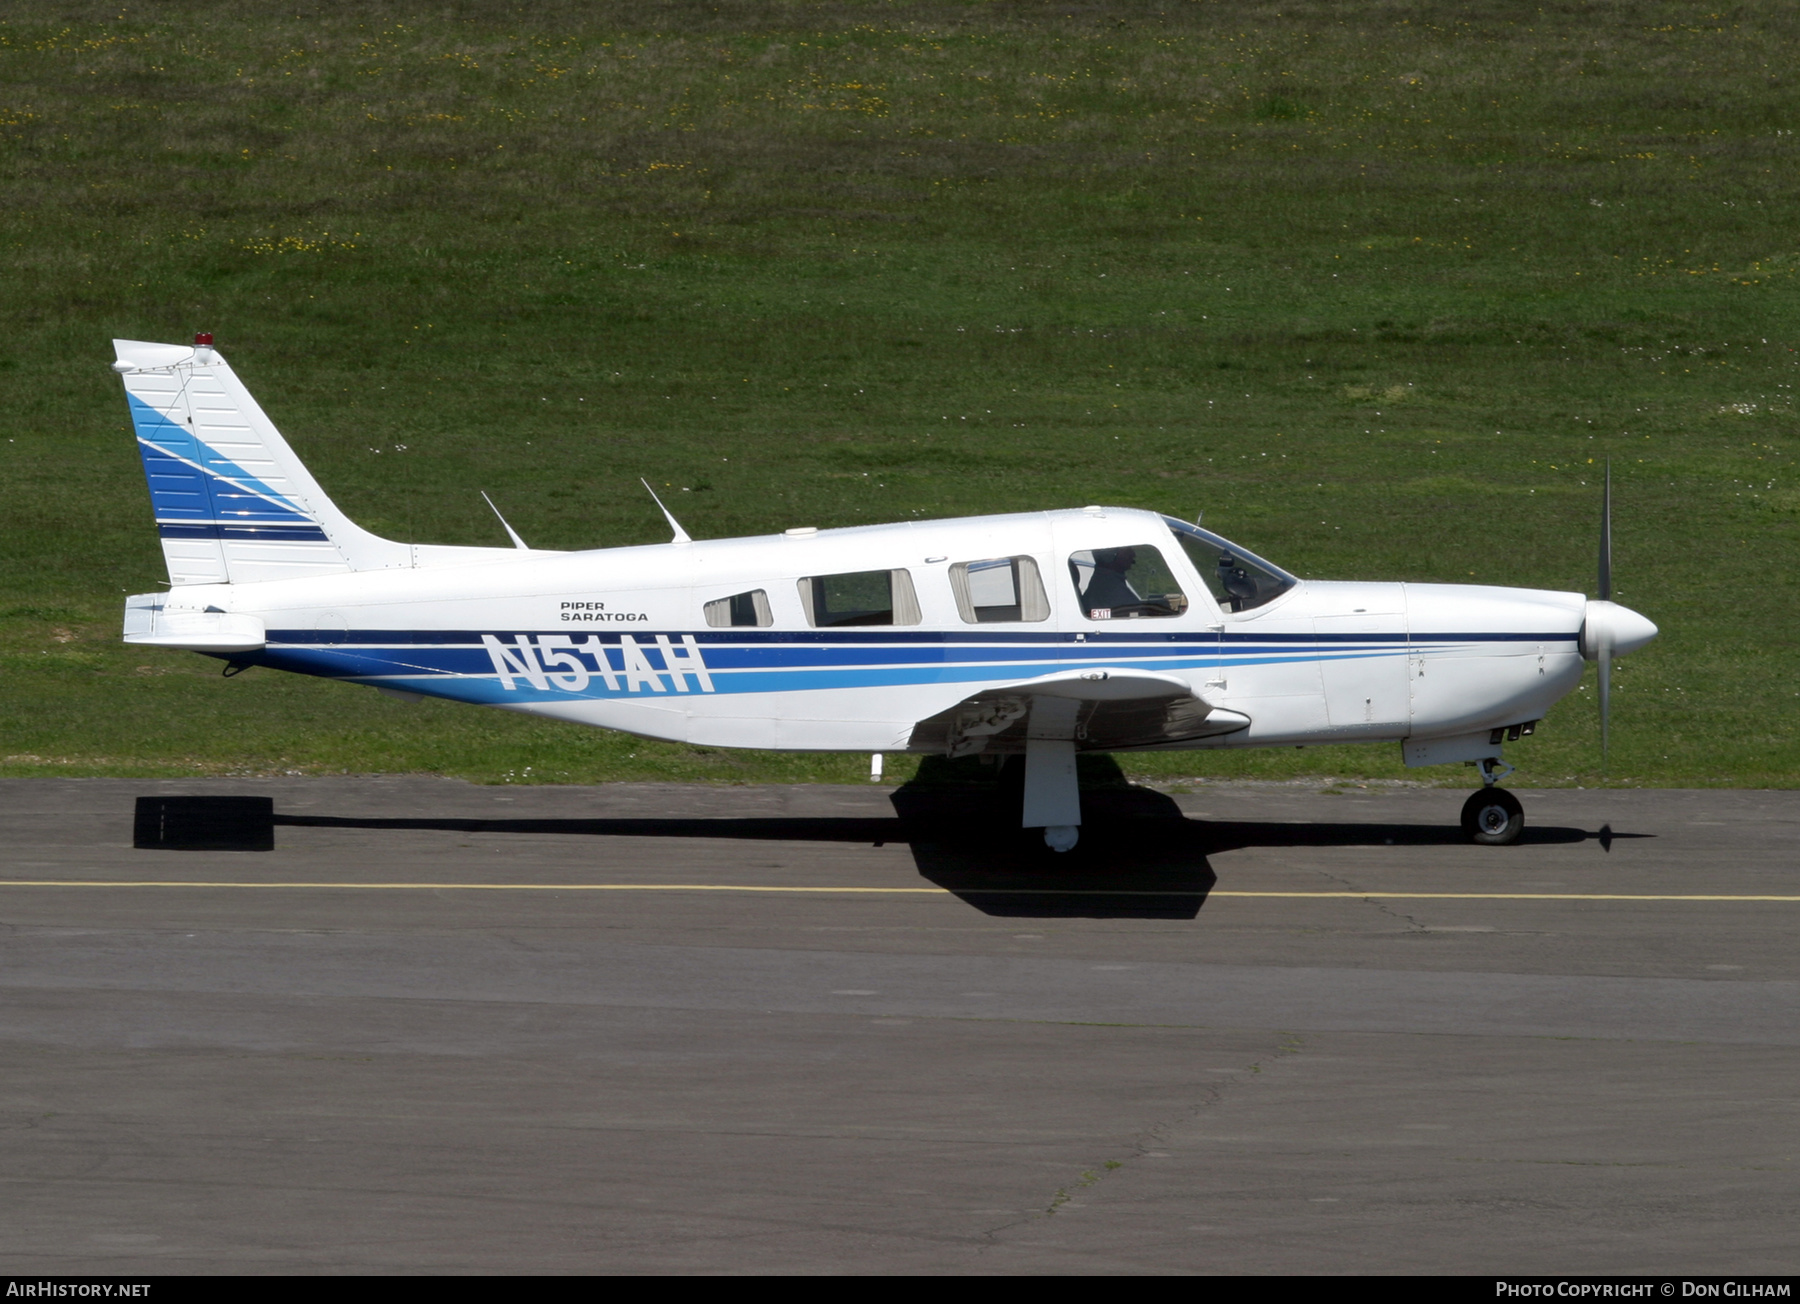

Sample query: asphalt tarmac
[2,774,1796,1275]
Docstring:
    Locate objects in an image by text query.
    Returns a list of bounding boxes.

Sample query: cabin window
[948,556,1050,624]
[703,589,773,628]
[798,569,921,628]
[1162,517,1297,613]
[1067,545,1190,621]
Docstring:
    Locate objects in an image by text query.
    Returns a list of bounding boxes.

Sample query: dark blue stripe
[244,632,1577,687]
[265,627,1574,649]
[160,524,331,541]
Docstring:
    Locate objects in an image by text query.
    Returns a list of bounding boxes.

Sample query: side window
[1067,545,1190,621]
[948,556,1050,624]
[798,569,921,628]
[703,589,773,628]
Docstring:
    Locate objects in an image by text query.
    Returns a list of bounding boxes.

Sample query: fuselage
[127,506,1591,755]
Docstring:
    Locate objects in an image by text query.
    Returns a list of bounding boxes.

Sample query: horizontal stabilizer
[122,593,265,652]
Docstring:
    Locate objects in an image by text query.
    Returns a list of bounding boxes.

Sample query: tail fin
[114,337,412,586]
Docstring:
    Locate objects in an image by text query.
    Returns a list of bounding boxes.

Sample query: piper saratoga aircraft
[113,335,1657,850]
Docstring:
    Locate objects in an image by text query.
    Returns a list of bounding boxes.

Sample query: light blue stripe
[127,394,313,521]
[329,648,1420,706]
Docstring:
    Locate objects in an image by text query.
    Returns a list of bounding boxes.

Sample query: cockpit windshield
[1162,516,1298,614]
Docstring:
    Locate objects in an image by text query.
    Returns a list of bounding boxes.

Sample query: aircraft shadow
[880,757,1641,918]
[135,761,1644,921]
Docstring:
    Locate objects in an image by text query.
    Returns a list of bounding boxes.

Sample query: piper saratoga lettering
[559,601,649,623]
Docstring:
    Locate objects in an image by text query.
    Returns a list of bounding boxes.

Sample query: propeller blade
[1597,642,1610,772]
[1598,459,1612,602]
[1597,460,1613,770]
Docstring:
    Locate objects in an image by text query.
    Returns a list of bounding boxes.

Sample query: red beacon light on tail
[194,332,214,346]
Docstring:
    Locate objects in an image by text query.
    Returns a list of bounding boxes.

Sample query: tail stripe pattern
[128,393,329,542]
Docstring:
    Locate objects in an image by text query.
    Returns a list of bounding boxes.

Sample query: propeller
[1578,461,1658,771]
[1598,462,1612,767]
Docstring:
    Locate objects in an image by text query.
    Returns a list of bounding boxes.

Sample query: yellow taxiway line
[2,881,1800,902]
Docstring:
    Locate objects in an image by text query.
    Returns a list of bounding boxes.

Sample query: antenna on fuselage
[480,491,530,550]
[640,478,693,545]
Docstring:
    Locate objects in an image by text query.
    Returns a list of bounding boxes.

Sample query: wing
[906,668,1250,755]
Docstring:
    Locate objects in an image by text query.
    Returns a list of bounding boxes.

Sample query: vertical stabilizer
[113,337,410,585]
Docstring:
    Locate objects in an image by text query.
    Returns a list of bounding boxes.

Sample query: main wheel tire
[1461,787,1524,846]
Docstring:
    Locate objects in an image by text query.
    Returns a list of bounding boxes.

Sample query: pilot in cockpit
[1081,546,1143,613]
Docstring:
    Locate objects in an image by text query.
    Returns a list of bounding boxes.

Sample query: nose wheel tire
[1461,787,1524,846]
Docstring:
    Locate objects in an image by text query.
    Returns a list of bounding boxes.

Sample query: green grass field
[2,1,1795,787]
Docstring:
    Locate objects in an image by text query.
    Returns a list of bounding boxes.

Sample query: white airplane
[112,335,1657,851]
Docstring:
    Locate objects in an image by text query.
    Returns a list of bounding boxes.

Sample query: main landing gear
[1460,757,1524,846]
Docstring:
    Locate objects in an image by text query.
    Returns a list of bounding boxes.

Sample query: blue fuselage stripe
[237,628,1578,704]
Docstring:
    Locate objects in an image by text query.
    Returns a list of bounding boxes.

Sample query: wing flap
[907,668,1249,755]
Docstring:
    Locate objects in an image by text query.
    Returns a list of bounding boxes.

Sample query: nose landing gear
[1461,757,1523,845]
